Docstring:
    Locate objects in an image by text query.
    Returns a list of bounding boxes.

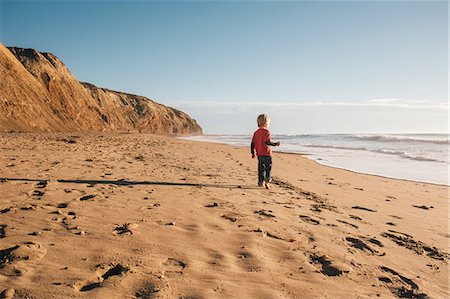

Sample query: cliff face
[0,43,202,135]
[81,83,202,135]
[0,44,65,131]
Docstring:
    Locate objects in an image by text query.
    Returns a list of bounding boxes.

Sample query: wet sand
[0,133,448,298]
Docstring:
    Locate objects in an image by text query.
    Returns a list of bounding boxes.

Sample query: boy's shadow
[0,178,260,190]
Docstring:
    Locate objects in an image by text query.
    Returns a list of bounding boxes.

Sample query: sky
[1,0,448,134]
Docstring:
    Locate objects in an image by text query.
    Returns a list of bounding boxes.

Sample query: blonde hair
[257,114,270,128]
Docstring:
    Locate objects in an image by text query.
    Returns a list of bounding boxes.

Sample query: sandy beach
[0,133,448,299]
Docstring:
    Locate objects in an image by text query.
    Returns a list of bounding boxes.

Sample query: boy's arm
[251,133,256,158]
[264,131,280,146]
[265,141,280,146]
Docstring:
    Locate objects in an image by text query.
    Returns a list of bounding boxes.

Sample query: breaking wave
[352,134,449,145]
[303,144,445,163]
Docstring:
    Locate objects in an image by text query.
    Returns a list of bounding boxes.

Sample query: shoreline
[178,135,449,187]
[281,150,450,188]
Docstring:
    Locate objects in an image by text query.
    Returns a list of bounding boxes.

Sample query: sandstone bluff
[0,43,202,135]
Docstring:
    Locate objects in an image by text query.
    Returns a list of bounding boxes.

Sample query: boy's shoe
[265,182,271,190]
[258,182,264,187]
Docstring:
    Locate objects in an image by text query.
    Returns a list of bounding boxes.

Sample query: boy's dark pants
[257,156,272,184]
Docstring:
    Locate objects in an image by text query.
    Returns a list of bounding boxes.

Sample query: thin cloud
[171,99,448,111]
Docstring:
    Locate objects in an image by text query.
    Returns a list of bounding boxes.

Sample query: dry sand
[0,133,448,299]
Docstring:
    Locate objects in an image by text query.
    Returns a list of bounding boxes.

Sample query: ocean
[181,133,449,186]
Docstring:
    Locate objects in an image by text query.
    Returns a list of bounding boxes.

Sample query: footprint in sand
[0,242,46,266]
[337,220,358,229]
[366,238,384,248]
[381,231,449,261]
[221,213,239,223]
[263,230,296,243]
[35,180,47,189]
[205,202,220,208]
[378,266,427,298]
[254,209,275,218]
[299,215,320,225]
[351,206,377,212]
[349,214,363,221]
[75,263,129,292]
[179,224,199,232]
[162,258,187,277]
[0,242,47,277]
[1,207,11,214]
[135,282,162,299]
[236,249,262,272]
[0,288,15,299]
[412,205,434,210]
[52,212,82,234]
[310,203,339,213]
[345,237,385,256]
[309,254,350,277]
[28,189,45,197]
[207,251,226,268]
[20,204,37,211]
[57,202,69,208]
[26,180,48,198]
[79,194,96,201]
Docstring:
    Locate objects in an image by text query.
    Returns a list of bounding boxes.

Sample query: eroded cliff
[0,44,202,135]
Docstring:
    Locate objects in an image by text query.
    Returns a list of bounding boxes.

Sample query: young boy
[251,114,280,189]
